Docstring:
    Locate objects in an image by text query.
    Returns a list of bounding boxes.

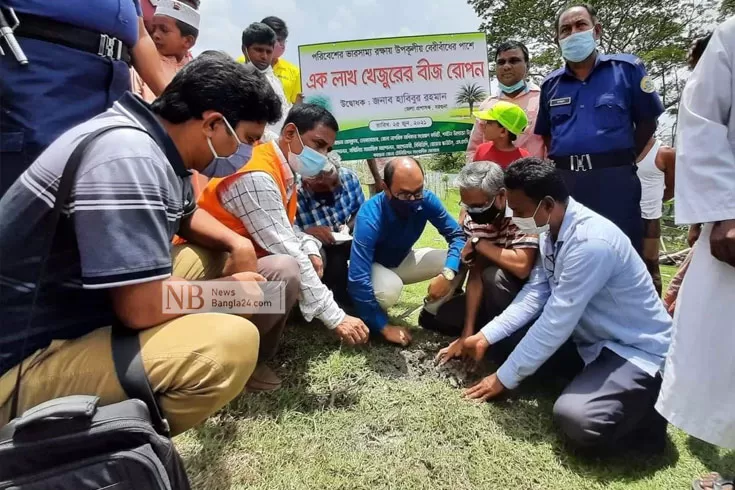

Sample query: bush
[429,152,465,172]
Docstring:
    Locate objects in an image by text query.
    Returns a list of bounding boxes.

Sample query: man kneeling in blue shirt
[348,157,466,346]
[438,157,672,452]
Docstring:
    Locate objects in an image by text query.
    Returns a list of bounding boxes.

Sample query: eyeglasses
[496,57,525,66]
[460,195,496,213]
[394,190,424,201]
[543,251,556,276]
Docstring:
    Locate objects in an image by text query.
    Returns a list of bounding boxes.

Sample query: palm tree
[455,83,488,116]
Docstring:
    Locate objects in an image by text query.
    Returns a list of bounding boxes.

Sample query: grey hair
[455,161,505,197]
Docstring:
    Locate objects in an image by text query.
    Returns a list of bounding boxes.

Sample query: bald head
[384,157,424,198]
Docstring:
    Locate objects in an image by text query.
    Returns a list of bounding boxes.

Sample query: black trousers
[419,265,525,337]
[494,327,666,451]
[321,242,353,307]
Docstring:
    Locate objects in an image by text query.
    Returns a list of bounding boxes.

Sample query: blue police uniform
[0,0,141,195]
[534,53,664,252]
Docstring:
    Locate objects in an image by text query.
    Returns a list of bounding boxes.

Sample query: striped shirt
[0,93,193,376]
[295,168,365,231]
[462,209,539,250]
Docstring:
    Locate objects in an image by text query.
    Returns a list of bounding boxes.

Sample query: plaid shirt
[295,168,365,231]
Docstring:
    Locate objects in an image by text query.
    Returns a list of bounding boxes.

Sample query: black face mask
[468,205,504,225]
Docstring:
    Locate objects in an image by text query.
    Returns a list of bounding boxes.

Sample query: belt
[552,150,635,172]
[14,13,132,65]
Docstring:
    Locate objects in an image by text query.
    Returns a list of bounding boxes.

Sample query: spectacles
[496,57,525,66]
[460,195,496,213]
[394,190,424,201]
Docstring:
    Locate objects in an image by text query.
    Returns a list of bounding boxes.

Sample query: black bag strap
[9,125,170,435]
[111,324,170,435]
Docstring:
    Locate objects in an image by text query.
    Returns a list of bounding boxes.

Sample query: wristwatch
[471,237,481,251]
[442,267,456,281]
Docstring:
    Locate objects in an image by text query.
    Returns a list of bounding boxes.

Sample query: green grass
[175,190,734,489]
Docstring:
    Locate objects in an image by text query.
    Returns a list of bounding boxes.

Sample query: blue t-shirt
[2,0,141,46]
[347,191,465,332]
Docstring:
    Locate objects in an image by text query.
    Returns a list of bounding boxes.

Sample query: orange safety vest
[197,141,298,258]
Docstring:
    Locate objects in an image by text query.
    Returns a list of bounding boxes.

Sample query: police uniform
[0,0,141,196]
[534,53,664,252]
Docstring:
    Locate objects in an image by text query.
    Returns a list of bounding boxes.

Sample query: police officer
[534,4,664,253]
[0,0,172,195]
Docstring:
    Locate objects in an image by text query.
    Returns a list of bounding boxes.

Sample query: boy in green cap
[472,101,530,169]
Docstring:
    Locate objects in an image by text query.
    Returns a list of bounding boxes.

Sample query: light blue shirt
[481,198,672,389]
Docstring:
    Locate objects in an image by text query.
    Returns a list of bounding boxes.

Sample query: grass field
[175,190,734,489]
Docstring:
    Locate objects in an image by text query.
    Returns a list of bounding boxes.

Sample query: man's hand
[427,274,452,301]
[309,254,324,278]
[435,337,465,366]
[711,220,735,267]
[688,224,702,247]
[461,333,490,362]
[223,238,258,276]
[461,240,476,266]
[306,226,336,245]
[463,373,506,402]
[382,325,412,346]
[230,271,266,318]
[334,315,370,345]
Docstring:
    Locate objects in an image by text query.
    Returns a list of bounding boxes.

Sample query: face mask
[498,79,526,94]
[512,201,551,234]
[288,131,327,177]
[560,28,597,63]
[202,142,253,178]
[203,117,251,178]
[389,197,424,219]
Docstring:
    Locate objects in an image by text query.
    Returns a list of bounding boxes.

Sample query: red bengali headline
[305,59,485,90]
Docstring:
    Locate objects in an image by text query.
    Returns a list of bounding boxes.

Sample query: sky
[195,0,484,62]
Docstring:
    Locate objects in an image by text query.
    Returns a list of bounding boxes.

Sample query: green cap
[473,101,528,136]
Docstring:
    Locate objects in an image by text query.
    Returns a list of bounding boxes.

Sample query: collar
[553,197,582,247]
[270,140,295,190]
[563,51,608,78]
[115,92,189,178]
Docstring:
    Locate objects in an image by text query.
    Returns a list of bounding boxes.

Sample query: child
[472,101,530,169]
[131,0,200,103]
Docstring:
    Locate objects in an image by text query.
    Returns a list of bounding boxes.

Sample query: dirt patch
[397,338,487,388]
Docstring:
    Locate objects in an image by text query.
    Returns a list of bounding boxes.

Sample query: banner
[299,32,489,160]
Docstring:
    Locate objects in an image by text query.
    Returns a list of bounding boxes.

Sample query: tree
[467,0,717,116]
[455,83,488,115]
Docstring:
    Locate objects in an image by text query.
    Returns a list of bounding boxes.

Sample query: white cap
[154,0,200,29]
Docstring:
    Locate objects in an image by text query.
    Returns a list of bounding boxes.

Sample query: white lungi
[656,224,735,448]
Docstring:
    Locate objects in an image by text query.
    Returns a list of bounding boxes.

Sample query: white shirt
[637,139,665,219]
[219,142,345,329]
[675,17,735,225]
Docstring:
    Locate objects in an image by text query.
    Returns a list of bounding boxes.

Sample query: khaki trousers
[0,245,264,436]
[372,248,448,309]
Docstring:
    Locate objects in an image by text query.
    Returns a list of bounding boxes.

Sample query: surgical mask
[498,79,526,94]
[390,197,424,219]
[560,29,597,63]
[288,131,327,177]
[203,117,251,178]
[511,201,551,235]
[202,142,253,178]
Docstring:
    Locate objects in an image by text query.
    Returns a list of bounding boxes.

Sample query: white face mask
[511,200,551,235]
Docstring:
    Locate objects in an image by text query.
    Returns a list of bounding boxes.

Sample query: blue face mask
[389,196,424,219]
[560,28,597,63]
[203,116,253,178]
[202,143,254,178]
[498,79,526,94]
[288,131,327,177]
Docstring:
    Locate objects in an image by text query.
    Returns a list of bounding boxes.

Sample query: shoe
[246,364,282,392]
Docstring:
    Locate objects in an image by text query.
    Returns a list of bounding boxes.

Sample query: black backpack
[0,125,191,489]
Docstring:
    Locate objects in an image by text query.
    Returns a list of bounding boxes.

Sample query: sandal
[692,473,734,490]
